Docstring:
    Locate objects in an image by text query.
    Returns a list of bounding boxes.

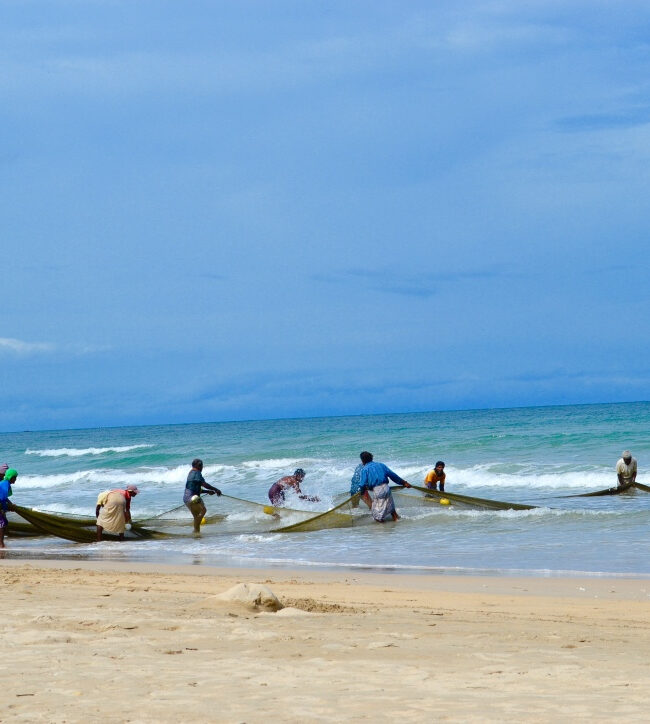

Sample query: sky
[1,0,650,432]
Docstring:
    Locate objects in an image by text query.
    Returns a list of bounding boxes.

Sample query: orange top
[424,469,446,487]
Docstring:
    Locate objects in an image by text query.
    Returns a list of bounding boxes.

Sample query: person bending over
[616,450,637,488]
[268,468,319,506]
[96,484,139,541]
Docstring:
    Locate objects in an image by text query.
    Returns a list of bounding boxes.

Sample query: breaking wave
[26,445,153,457]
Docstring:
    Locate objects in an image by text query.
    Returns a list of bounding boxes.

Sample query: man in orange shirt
[424,461,446,492]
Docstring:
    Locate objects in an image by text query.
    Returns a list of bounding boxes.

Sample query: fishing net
[6,508,99,537]
[273,485,537,533]
[133,494,318,535]
[395,484,537,510]
[7,484,536,541]
[9,494,318,542]
[5,514,44,537]
[11,505,167,543]
[563,481,637,497]
[272,494,373,532]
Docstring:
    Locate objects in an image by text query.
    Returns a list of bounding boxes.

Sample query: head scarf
[4,468,18,480]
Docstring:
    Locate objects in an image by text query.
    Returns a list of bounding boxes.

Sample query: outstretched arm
[202,481,222,496]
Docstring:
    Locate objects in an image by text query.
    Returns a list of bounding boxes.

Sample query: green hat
[5,468,18,480]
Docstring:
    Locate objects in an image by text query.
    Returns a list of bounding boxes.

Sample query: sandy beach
[2,560,649,722]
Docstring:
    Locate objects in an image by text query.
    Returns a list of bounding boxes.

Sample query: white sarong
[371,483,396,522]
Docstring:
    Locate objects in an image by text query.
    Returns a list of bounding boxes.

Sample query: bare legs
[188,498,207,534]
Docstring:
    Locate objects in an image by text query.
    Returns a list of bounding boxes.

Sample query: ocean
[3,401,649,577]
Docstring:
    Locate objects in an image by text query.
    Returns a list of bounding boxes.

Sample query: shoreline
[4,546,650,580]
[4,558,650,720]
[3,557,650,599]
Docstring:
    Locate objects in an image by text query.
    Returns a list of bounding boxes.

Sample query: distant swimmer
[95,484,139,541]
[358,451,411,523]
[616,450,637,488]
[350,462,372,509]
[0,467,17,548]
[184,458,222,534]
[424,461,446,492]
[268,468,320,506]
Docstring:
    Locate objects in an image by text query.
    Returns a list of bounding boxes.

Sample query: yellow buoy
[263,506,275,516]
[200,517,207,525]
[439,498,451,506]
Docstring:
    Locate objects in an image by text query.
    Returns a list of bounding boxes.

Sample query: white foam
[393,463,617,491]
[17,463,237,491]
[25,444,153,457]
[240,457,320,470]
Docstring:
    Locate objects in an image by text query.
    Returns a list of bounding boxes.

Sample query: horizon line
[1,398,648,436]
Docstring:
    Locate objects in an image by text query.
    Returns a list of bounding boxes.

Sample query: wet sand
[3,560,650,722]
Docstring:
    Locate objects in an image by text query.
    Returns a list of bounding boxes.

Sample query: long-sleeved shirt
[359,461,406,490]
[185,469,206,495]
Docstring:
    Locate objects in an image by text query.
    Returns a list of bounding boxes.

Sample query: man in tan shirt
[616,450,637,488]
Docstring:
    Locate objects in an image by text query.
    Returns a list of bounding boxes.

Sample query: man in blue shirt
[358,452,411,522]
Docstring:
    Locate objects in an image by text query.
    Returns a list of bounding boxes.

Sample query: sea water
[2,402,649,576]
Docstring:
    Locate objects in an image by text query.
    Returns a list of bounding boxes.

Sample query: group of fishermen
[181,451,438,527]
[0,450,640,545]
[130,448,640,533]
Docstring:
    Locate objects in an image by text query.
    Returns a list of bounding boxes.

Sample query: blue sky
[1,0,649,432]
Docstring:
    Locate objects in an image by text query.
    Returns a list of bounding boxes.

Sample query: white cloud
[0,338,112,356]
[0,337,55,354]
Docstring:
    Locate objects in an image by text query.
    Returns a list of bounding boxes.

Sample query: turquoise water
[2,402,649,576]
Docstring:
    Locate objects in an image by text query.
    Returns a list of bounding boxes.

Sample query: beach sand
[2,560,649,722]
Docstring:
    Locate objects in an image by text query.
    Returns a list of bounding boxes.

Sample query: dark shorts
[183,488,204,508]
[0,510,7,529]
[268,483,285,506]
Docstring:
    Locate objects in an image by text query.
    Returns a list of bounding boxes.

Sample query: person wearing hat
[616,450,637,488]
[268,468,319,506]
[0,467,17,548]
[95,484,139,541]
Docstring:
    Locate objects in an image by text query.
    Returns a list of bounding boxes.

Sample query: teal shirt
[185,469,205,495]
